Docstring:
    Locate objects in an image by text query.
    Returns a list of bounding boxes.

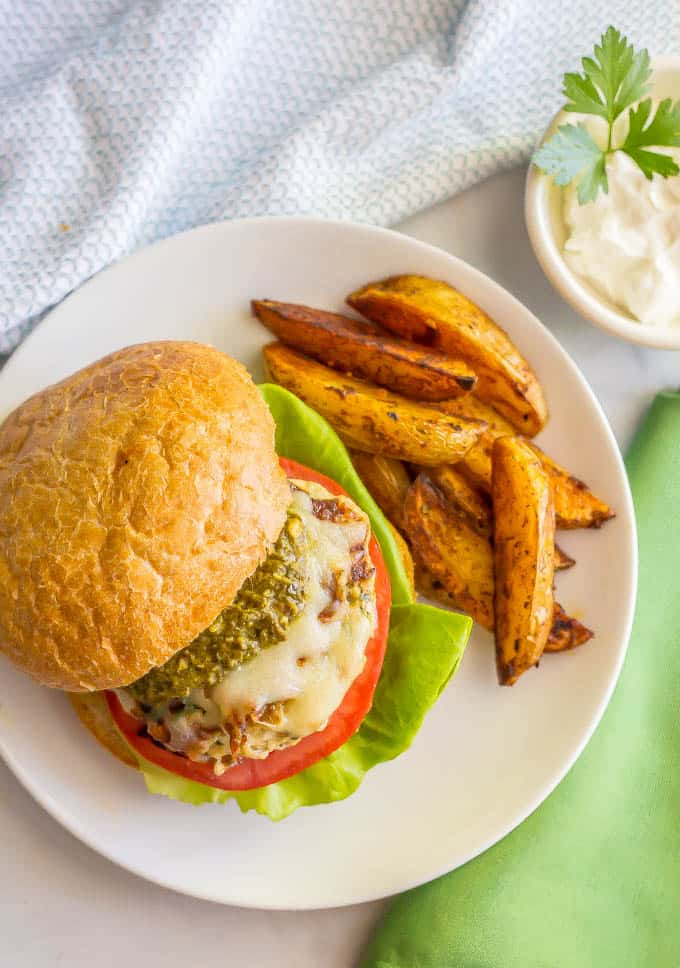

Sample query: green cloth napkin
[362,392,680,968]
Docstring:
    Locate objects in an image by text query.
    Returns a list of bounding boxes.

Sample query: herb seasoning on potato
[254,272,616,687]
[492,437,556,685]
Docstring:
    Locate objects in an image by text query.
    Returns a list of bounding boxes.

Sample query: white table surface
[2,166,678,968]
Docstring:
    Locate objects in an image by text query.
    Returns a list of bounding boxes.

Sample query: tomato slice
[106,457,391,791]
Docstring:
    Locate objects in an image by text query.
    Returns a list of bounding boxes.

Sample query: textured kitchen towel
[362,393,680,968]
[0,0,677,351]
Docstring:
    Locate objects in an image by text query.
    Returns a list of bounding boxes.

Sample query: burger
[0,341,469,818]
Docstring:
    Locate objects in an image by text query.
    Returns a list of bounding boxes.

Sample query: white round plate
[0,217,636,910]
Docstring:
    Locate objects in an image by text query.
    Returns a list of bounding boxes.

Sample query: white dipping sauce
[562,147,680,328]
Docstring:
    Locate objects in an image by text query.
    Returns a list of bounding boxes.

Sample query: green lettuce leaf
[263,384,414,606]
[123,385,472,820]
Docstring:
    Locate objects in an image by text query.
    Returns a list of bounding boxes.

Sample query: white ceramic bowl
[525,56,680,350]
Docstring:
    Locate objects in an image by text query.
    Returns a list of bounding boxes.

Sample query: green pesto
[129,511,306,707]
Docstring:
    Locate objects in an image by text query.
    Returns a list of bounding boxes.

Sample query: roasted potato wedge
[492,437,555,686]
[414,562,458,610]
[526,443,615,530]
[414,463,491,538]
[415,463,572,566]
[263,343,486,466]
[442,409,614,531]
[349,451,411,529]
[545,604,593,652]
[439,396,515,490]
[388,521,415,597]
[555,545,576,571]
[415,555,583,651]
[403,475,495,630]
[252,299,476,401]
[347,275,548,435]
[409,492,583,659]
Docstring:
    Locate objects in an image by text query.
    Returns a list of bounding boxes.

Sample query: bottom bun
[69,693,139,770]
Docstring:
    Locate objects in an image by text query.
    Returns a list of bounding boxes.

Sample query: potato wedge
[415,463,573,566]
[403,475,495,630]
[441,407,614,531]
[545,604,593,652]
[252,299,476,401]
[263,343,486,466]
[414,463,491,538]
[411,504,583,658]
[349,451,411,529]
[347,275,548,434]
[526,443,615,530]
[555,545,576,571]
[415,555,582,648]
[439,396,515,490]
[492,437,555,685]
[414,562,458,609]
[416,550,585,660]
[387,521,415,598]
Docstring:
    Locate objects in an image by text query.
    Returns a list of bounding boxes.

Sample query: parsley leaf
[621,98,680,179]
[562,27,650,123]
[533,124,608,202]
[532,26,679,203]
[575,153,608,204]
[613,46,652,118]
[562,71,609,121]
[622,96,680,149]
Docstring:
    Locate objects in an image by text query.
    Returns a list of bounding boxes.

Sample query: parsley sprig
[533,27,680,203]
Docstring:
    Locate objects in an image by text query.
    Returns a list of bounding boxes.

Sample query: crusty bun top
[0,341,290,692]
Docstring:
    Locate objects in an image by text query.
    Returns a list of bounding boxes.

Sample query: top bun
[0,341,290,691]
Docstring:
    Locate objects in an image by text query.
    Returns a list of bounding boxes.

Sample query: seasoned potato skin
[252,299,476,401]
[545,604,593,652]
[414,462,572,567]
[555,545,576,571]
[492,437,556,686]
[414,463,491,538]
[403,475,495,630]
[408,473,583,658]
[440,402,614,532]
[347,274,547,435]
[387,520,415,598]
[349,451,411,530]
[439,396,516,489]
[256,279,604,675]
[415,556,584,656]
[526,443,615,530]
[263,343,486,466]
[414,562,459,610]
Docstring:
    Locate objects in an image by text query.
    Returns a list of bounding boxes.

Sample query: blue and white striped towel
[0,0,675,352]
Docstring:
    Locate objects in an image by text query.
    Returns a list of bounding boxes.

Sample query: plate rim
[0,214,638,910]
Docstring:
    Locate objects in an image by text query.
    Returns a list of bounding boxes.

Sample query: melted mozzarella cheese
[209,480,376,746]
[128,479,379,766]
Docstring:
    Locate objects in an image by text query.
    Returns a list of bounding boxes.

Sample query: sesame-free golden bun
[69,692,139,769]
[0,341,290,692]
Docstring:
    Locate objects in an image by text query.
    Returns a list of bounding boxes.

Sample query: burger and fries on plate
[0,272,614,816]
